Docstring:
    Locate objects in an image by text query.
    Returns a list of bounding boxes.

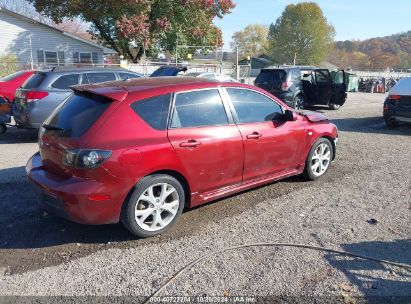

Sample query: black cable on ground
[143,242,411,304]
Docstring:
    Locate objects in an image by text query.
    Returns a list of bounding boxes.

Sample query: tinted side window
[315,70,331,84]
[131,94,171,130]
[51,74,80,89]
[171,89,228,128]
[257,70,286,83]
[85,73,116,84]
[227,88,283,123]
[291,69,301,81]
[119,72,141,80]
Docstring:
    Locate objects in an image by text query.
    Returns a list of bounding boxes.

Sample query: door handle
[246,132,262,139]
[179,139,201,148]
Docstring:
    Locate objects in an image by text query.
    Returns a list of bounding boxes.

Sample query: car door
[167,88,244,195]
[224,87,305,182]
[331,70,347,106]
[312,69,334,105]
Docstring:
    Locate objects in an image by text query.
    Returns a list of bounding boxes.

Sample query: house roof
[0,7,116,54]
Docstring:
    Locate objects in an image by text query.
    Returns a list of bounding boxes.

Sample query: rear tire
[121,174,185,238]
[303,138,333,181]
[329,103,341,110]
[0,124,6,134]
[293,94,305,110]
[385,117,399,128]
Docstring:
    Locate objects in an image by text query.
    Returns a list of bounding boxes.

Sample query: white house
[0,7,116,68]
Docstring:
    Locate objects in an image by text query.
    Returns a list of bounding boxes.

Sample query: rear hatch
[255,69,287,94]
[14,72,48,112]
[389,78,411,118]
[39,92,113,178]
[395,95,411,118]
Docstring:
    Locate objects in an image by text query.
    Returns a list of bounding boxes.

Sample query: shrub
[0,54,21,78]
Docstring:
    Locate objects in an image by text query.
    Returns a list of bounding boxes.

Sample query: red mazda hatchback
[27,77,338,237]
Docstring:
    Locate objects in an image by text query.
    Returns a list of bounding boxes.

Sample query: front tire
[303,138,333,181]
[121,174,185,238]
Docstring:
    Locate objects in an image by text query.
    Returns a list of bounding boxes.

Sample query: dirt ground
[0,92,410,303]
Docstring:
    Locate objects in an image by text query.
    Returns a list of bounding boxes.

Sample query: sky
[214,0,411,49]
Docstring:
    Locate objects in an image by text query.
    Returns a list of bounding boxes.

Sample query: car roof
[41,66,138,74]
[72,77,249,102]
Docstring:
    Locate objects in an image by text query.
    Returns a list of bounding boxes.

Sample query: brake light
[24,91,48,103]
[63,149,112,169]
[281,81,293,91]
[388,95,401,100]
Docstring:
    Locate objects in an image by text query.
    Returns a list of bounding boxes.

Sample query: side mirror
[283,109,295,121]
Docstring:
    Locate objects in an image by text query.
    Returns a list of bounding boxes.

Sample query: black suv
[255,67,346,110]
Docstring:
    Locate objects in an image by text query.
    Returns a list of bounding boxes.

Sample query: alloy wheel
[294,96,304,110]
[134,183,180,232]
[310,143,331,177]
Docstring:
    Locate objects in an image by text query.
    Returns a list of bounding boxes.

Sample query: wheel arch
[122,169,192,211]
[320,135,336,161]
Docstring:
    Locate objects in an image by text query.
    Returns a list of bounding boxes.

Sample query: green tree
[231,24,269,58]
[268,2,335,65]
[30,0,235,62]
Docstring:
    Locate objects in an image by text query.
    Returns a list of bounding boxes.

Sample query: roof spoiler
[72,85,128,102]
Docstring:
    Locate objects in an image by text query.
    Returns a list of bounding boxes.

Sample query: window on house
[92,52,98,64]
[80,53,92,63]
[44,51,58,65]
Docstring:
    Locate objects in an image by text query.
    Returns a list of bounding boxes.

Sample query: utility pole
[29,35,34,69]
[293,52,297,66]
[175,35,179,65]
[236,45,239,81]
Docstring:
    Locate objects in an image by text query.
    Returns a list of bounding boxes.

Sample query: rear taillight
[281,81,293,91]
[388,95,401,106]
[63,149,112,169]
[24,91,48,103]
[388,95,401,100]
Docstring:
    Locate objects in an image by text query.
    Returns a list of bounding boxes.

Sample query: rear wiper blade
[43,124,64,131]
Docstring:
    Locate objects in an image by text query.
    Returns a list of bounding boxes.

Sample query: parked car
[27,77,338,238]
[0,95,11,134]
[150,66,187,77]
[13,67,143,129]
[383,76,411,127]
[255,67,346,110]
[183,72,237,82]
[0,70,35,101]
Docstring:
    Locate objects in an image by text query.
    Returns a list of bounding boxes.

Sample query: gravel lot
[0,93,410,303]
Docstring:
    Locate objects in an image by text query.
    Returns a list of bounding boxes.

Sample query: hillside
[328,31,411,71]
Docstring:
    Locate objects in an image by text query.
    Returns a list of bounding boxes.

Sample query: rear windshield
[1,71,26,81]
[257,70,286,82]
[23,73,47,89]
[47,93,111,138]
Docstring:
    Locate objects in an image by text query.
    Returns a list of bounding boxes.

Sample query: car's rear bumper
[26,152,127,225]
[383,100,411,123]
[12,103,44,129]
